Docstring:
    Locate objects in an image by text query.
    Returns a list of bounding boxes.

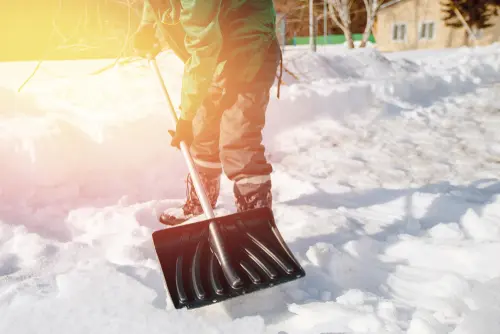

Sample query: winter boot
[159,172,220,225]
[234,180,273,213]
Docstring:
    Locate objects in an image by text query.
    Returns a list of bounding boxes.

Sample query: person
[133,0,282,225]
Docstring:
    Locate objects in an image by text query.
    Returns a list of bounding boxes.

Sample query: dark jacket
[141,0,278,121]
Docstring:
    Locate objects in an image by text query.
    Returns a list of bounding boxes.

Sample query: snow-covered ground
[1,43,500,334]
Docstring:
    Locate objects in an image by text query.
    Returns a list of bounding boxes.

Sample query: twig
[113,0,135,68]
[18,59,45,93]
[96,0,138,77]
[17,0,64,92]
[275,64,301,85]
[283,66,300,80]
[90,57,142,75]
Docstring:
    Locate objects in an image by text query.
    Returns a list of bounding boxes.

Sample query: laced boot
[159,172,220,225]
[234,180,272,213]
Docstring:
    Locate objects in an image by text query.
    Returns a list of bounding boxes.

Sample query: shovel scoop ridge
[152,207,306,309]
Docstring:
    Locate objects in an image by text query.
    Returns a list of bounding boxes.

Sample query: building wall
[415,0,464,49]
[374,0,417,52]
[374,0,500,52]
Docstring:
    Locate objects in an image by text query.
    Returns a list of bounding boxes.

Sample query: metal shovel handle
[148,58,214,219]
[148,58,243,289]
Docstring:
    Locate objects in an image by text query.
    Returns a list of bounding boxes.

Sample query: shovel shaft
[148,59,214,216]
[149,58,243,289]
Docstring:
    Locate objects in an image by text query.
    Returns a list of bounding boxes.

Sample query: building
[373,0,500,52]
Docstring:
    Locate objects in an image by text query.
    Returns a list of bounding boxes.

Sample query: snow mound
[282,47,420,83]
[1,44,500,213]
[1,44,500,334]
[0,84,187,211]
[265,43,500,148]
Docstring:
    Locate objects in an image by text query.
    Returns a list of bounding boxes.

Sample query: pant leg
[219,41,280,205]
[167,84,225,219]
[219,90,273,183]
[189,84,225,178]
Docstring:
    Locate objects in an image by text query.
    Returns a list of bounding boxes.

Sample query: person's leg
[220,90,273,212]
[219,41,280,212]
[159,84,225,225]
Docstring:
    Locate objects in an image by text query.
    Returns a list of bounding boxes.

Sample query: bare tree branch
[328,0,354,48]
[453,5,478,41]
[359,0,386,47]
[17,0,66,92]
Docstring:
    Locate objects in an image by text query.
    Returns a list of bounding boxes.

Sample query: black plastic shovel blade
[152,207,306,309]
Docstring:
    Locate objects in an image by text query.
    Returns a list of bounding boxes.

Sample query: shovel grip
[149,57,243,290]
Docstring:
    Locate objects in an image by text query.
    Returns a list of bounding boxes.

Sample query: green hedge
[288,34,376,45]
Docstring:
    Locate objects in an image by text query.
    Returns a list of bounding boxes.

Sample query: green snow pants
[189,40,281,197]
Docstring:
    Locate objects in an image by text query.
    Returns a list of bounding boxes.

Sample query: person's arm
[179,0,223,121]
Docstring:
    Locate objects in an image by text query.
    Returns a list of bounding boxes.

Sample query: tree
[274,0,308,39]
[441,0,500,45]
[359,0,386,47]
[274,0,369,43]
[327,0,355,48]
[1,0,143,61]
[326,0,385,49]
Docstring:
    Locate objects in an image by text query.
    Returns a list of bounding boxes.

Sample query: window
[392,23,407,42]
[420,22,435,40]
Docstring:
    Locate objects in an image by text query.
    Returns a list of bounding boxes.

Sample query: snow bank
[1,45,500,334]
[268,44,500,138]
[0,59,188,211]
[1,44,500,215]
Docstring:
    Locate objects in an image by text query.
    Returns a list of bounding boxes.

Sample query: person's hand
[168,119,193,148]
[132,24,161,58]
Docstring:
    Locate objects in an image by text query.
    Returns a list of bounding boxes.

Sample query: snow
[1,43,500,333]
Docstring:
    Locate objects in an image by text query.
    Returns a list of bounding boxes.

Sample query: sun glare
[2,0,142,62]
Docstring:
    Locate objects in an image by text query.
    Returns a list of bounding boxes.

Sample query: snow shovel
[148,58,306,309]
